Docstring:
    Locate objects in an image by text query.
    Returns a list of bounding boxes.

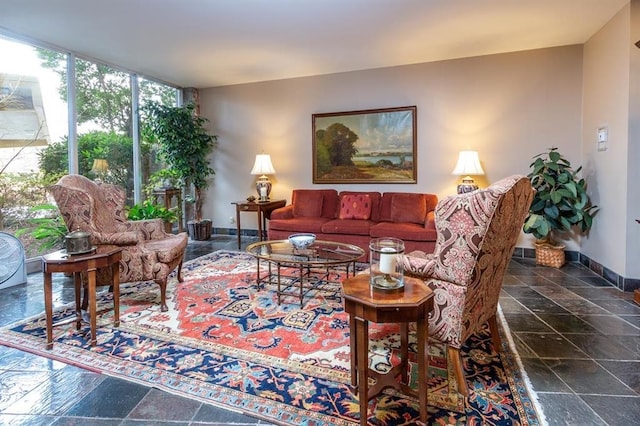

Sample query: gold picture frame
[312,106,417,184]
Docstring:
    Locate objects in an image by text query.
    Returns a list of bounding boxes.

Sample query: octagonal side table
[341,274,434,425]
[42,245,122,349]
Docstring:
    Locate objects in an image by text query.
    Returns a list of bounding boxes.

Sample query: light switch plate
[597,126,608,151]
[597,127,608,142]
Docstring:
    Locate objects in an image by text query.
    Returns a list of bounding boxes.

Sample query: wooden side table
[341,275,434,425]
[153,187,183,233]
[231,199,286,249]
[42,245,122,349]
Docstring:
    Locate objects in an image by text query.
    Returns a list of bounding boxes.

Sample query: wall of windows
[0,34,178,259]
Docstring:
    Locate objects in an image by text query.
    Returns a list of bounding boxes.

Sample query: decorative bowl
[65,230,92,255]
[288,233,316,250]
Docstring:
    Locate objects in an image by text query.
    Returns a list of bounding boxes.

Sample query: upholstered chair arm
[423,210,436,229]
[121,218,170,240]
[400,250,437,277]
[270,205,294,220]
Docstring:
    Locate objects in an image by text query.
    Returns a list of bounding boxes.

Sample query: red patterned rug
[0,250,545,425]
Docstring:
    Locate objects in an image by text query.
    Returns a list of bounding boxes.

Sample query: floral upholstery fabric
[401,175,534,348]
[50,174,188,311]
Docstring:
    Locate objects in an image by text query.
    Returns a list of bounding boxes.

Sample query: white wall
[629,0,640,280]
[582,3,639,279]
[199,46,584,250]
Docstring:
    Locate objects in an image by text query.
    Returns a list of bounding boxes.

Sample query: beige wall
[199,46,584,251]
[582,4,633,278]
[630,1,640,279]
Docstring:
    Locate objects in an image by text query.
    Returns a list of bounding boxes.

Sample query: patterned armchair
[401,175,534,396]
[50,174,188,312]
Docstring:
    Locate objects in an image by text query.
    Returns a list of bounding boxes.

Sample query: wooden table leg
[235,206,242,249]
[87,267,97,346]
[400,322,409,383]
[350,315,358,388]
[74,272,82,330]
[257,210,263,240]
[44,272,53,350]
[355,317,369,426]
[416,318,429,424]
[112,262,120,327]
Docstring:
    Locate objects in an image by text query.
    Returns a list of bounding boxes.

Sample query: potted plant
[144,102,217,240]
[143,169,182,199]
[126,201,178,234]
[523,147,598,267]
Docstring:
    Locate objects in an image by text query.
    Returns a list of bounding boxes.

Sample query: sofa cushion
[268,217,330,234]
[370,221,437,241]
[390,193,427,224]
[338,194,372,220]
[321,219,375,236]
[292,191,324,217]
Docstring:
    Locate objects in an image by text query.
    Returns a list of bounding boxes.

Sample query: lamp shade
[91,158,109,174]
[451,150,485,176]
[250,154,276,175]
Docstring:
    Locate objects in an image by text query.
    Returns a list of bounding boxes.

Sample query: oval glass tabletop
[246,239,365,266]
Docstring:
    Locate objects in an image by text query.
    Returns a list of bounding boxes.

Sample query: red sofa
[268,189,438,260]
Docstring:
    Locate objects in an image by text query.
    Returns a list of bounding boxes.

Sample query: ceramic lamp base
[255,175,272,201]
[457,176,479,194]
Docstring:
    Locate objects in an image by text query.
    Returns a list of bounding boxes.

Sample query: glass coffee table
[246,239,365,307]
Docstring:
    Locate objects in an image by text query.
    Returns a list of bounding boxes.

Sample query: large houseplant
[144,102,217,240]
[523,147,598,267]
[127,200,178,234]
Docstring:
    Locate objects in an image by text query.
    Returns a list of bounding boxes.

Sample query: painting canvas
[312,106,416,183]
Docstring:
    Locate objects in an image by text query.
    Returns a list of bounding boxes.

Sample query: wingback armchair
[400,175,534,396]
[50,174,188,312]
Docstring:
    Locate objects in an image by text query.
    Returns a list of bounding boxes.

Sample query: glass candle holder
[369,237,404,290]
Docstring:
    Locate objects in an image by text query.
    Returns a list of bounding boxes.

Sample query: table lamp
[91,158,109,183]
[250,154,276,201]
[452,150,484,194]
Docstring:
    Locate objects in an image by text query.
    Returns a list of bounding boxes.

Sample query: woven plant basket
[535,241,566,268]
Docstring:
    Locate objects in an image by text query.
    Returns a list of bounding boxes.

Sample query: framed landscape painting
[312,106,417,184]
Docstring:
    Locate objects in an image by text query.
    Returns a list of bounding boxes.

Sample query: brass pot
[65,230,92,255]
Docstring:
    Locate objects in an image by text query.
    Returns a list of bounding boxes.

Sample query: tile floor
[0,235,638,425]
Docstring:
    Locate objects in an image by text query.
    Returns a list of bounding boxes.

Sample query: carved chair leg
[155,278,168,312]
[447,346,468,397]
[177,261,184,282]
[487,314,502,352]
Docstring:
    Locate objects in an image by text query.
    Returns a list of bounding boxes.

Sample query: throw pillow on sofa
[390,193,427,224]
[338,194,372,220]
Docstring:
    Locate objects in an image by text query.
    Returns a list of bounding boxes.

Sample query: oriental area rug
[0,250,545,425]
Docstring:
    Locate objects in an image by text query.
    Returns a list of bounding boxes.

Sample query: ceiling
[0,0,628,89]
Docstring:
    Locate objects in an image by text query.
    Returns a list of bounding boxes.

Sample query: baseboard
[512,246,640,293]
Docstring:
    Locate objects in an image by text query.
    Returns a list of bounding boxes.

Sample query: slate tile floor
[0,235,638,425]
